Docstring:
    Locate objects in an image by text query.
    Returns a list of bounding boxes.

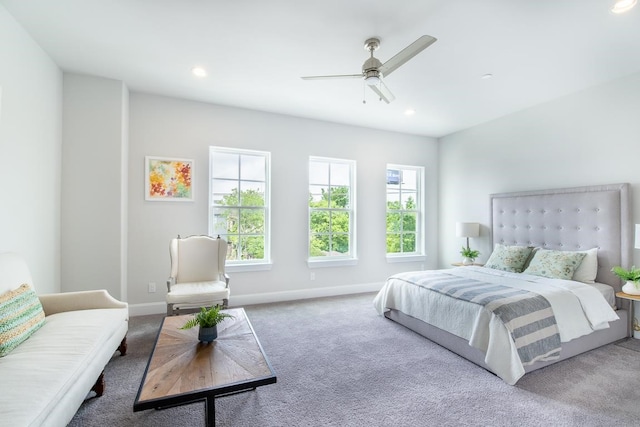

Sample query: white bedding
[373,266,619,385]
[589,281,616,308]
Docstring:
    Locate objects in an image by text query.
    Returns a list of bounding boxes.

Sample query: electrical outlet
[310,272,316,281]
[148,282,156,293]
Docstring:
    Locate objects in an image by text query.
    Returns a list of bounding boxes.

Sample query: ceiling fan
[301,35,437,104]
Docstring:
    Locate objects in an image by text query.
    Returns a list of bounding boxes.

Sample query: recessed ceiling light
[191,66,207,78]
[481,73,494,80]
[404,108,416,116]
[611,0,637,13]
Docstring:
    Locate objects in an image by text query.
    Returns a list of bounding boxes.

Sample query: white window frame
[385,164,426,263]
[308,156,357,268]
[209,146,271,272]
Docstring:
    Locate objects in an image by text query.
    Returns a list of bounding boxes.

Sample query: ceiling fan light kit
[302,35,437,104]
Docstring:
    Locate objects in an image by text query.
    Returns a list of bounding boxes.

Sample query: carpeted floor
[69,293,640,426]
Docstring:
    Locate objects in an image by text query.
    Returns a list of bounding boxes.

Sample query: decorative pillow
[0,284,46,357]
[523,249,587,280]
[484,244,534,273]
[522,246,540,271]
[572,248,598,283]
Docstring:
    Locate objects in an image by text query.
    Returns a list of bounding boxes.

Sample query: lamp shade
[635,224,640,249]
[456,222,480,238]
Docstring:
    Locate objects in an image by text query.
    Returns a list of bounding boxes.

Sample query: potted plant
[611,265,640,295]
[180,305,234,342]
[460,247,480,265]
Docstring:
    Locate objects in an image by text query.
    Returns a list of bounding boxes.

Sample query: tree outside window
[210,147,270,263]
[309,158,355,259]
[386,165,423,255]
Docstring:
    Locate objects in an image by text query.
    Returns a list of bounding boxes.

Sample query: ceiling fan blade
[369,80,395,104]
[301,74,362,80]
[379,35,437,77]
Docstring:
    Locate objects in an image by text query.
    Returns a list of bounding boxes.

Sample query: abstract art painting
[145,156,194,201]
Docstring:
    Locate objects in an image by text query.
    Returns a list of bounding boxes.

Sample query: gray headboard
[490,183,631,291]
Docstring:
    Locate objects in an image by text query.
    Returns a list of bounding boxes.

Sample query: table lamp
[456,222,480,251]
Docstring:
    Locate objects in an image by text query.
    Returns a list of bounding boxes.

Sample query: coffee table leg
[205,396,215,427]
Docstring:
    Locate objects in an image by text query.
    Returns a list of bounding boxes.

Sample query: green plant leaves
[612,265,640,282]
[179,305,234,329]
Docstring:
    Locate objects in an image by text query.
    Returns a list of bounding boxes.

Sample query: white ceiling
[3,0,640,137]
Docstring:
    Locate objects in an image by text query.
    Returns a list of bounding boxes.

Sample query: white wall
[61,74,129,299]
[128,93,439,310]
[0,5,62,293]
[439,71,640,267]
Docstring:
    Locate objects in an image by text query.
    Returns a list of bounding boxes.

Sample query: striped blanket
[399,271,561,366]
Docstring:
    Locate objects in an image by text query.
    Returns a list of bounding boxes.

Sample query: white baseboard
[127,282,384,317]
[128,302,167,317]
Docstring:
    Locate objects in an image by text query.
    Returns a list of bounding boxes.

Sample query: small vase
[198,325,218,342]
[622,281,640,296]
[462,257,475,265]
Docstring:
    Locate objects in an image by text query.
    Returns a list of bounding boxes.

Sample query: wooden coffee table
[133,308,276,426]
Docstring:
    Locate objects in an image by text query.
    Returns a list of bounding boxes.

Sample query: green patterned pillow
[0,284,46,357]
[523,249,587,280]
[485,244,534,273]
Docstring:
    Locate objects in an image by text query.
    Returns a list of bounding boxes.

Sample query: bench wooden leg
[118,336,127,356]
[91,371,105,397]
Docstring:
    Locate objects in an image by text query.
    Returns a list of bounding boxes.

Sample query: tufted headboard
[490,183,631,291]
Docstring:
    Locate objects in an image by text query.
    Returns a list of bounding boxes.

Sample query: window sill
[226,262,273,273]
[307,258,358,268]
[386,254,426,264]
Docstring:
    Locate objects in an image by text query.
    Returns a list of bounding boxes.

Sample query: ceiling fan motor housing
[363,56,382,72]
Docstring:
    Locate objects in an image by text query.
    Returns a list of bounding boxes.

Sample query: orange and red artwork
[145,157,194,201]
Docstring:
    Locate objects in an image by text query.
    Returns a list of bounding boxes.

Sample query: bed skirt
[385,308,629,376]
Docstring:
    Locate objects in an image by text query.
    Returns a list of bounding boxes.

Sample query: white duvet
[373,266,619,385]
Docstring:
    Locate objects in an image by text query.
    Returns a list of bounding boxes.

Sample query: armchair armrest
[38,289,128,316]
[223,273,230,288]
[167,276,175,292]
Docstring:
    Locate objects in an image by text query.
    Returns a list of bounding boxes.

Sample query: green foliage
[180,305,234,330]
[386,197,417,253]
[216,188,265,260]
[460,247,480,259]
[309,187,351,256]
[611,265,640,283]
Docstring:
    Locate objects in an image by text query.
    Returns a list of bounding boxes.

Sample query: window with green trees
[386,165,423,255]
[209,147,270,264]
[309,157,355,259]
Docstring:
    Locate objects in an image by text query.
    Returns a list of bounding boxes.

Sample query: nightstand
[451,263,484,267]
[615,292,640,338]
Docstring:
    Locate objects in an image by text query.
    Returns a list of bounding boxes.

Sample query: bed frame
[386,183,631,376]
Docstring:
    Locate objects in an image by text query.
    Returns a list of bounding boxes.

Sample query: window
[209,147,270,268]
[308,157,356,264]
[386,165,424,257]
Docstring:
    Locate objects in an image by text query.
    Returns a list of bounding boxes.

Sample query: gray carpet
[69,293,640,426]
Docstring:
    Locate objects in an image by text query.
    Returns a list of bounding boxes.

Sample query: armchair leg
[167,303,175,316]
[222,298,229,309]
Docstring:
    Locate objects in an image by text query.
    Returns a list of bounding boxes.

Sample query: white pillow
[572,248,598,284]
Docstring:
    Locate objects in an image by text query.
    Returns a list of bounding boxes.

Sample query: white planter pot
[622,281,640,295]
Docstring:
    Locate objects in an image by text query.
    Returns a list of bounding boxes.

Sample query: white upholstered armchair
[166,235,230,316]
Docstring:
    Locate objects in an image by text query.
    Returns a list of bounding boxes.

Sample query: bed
[374,183,631,385]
